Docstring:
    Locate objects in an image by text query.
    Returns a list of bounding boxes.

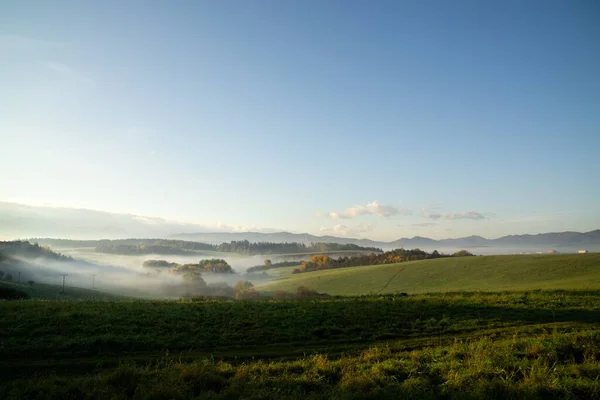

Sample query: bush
[296,286,329,298]
[236,289,260,300]
[273,290,294,299]
[452,249,475,257]
[207,282,235,297]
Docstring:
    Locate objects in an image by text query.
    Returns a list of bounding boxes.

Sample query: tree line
[0,241,73,262]
[95,240,216,255]
[93,239,382,256]
[29,238,383,257]
[168,259,236,275]
[215,240,382,255]
[292,248,475,274]
[142,260,179,268]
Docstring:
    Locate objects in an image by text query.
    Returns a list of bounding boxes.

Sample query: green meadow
[1,253,600,399]
[259,253,600,295]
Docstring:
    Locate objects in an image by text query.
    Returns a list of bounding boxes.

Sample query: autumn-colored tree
[310,255,331,266]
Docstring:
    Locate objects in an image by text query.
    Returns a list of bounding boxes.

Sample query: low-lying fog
[5,244,596,300]
[56,247,312,272]
[1,247,313,299]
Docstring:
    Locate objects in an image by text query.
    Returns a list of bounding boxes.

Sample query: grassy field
[259,253,600,296]
[2,254,600,398]
[1,290,600,398]
[3,328,598,399]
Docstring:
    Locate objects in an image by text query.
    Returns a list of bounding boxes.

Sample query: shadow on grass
[0,290,599,379]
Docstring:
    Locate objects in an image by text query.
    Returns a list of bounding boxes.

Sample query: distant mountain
[170,231,384,247]
[1,201,599,254]
[171,230,600,253]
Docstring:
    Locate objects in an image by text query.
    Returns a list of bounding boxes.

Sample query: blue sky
[1,0,599,240]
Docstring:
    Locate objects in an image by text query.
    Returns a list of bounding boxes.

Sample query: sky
[1,0,599,241]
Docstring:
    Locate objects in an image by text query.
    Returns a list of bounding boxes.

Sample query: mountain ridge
[170,229,600,251]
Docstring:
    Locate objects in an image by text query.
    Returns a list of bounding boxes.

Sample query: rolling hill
[0,280,127,300]
[259,253,600,295]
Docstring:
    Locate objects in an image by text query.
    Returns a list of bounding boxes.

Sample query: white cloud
[214,221,276,233]
[421,208,486,221]
[319,223,375,237]
[329,201,411,219]
[412,222,439,228]
[132,216,162,225]
[445,211,485,220]
[420,209,442,220]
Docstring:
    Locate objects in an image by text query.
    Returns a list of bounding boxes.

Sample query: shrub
[236,289,260,300]
[296,286,329,298]
[273,290,293,299]
[207,282,235,297]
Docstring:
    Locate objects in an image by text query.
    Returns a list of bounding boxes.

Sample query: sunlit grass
[2,329,599,399]
[259,253,600,295]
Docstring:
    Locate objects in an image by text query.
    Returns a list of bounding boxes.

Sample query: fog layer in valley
[0,251,269,299]
[57,247,305,272]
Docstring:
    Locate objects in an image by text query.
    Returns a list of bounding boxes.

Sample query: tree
[207,282,235,297]
[28,280,34,287]
[0,271,4,279]
[452,250,474,257]
[264,259,272,267]
[235,280,254,293]
[5,273,12,281]
[183,271,206,286]
[234,280,255,299]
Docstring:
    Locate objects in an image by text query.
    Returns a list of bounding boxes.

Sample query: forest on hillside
[215,240,382,255]
[31,238,381,256]
[0,241,73,262]
[293,248,474,274]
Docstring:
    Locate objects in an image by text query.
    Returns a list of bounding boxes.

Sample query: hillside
[259,253,600,295]
[0,240,73,261]
[0,280,127,300]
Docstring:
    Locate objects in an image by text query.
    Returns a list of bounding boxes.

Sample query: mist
[0,252,259,299]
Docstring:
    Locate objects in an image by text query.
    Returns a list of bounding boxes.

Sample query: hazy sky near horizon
[1,1,599,240]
